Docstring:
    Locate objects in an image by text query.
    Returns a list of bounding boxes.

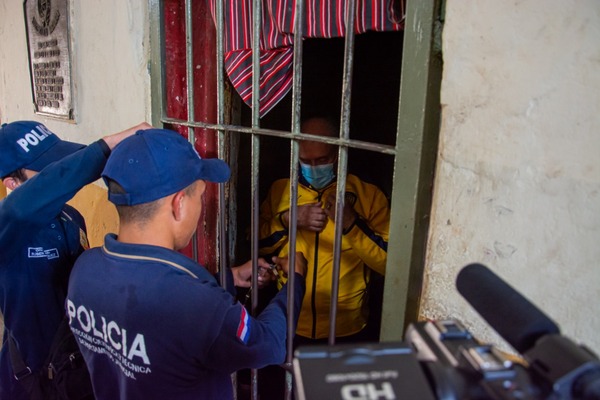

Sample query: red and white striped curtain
[209,0,406,116]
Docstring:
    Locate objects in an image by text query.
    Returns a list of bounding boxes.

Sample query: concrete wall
[0,0,150,245]
[423,0,600,353]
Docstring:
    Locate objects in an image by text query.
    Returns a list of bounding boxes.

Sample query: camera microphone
[457,263,600,399]
[456,263,559,354]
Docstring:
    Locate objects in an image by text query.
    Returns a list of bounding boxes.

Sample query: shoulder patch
[236,306,251,344]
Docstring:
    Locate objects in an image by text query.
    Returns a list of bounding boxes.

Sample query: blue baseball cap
[0,121,84,177]
[102,128,230,206]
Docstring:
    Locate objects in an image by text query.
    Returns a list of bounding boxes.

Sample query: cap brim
[26,140,85,172]
[200,158,231,183]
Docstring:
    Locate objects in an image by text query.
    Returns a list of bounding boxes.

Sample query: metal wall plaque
[24,0,73,119]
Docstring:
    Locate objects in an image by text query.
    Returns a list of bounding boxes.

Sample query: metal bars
[148,0,442,397]
[160,118,397,154]
[328,0,357,346]
[184,0,198,262]
[248,0,263,397]
[284,0,306,397]
[215,0,228,295]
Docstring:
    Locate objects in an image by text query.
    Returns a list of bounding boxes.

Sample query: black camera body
[405,319,541,399]
[293,264,600,400]
[293,319,536,400]
[293,340,436,400]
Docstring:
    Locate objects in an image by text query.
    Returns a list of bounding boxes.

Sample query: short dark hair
[301,116,338,137]
[2,168,27,182]
[106,179,164,224]
[106,179,199,225]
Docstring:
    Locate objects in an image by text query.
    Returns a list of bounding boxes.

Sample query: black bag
[8,317,95,400]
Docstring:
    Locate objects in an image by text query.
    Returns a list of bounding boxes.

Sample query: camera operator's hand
[273,252,307,278]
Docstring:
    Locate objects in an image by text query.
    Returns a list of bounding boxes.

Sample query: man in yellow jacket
[259,117,390,345]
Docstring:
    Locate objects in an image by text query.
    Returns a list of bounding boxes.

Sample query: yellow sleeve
[258,179,291,256]
[342,180,390,275]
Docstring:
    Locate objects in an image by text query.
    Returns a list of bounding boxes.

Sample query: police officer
[66,128,307,399]
[0,120,151,399]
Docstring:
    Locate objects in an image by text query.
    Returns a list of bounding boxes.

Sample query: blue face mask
[300,162,335,189]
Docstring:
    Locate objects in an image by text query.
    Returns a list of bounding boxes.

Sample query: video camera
[293,263,600,399]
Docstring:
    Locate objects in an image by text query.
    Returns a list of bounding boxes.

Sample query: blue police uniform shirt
[67,234,305,400]
[0,141,110,400]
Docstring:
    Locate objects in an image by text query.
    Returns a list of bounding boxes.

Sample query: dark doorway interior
[235,30,403,262]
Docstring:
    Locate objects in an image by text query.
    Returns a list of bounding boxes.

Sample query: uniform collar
[102,233,214,281]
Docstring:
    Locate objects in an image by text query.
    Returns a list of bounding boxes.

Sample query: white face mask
[300,162,335,189]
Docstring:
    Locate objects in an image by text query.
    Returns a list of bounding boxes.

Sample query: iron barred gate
[148,0,442,398]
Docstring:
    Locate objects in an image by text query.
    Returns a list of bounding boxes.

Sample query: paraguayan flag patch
[236,306,250,344]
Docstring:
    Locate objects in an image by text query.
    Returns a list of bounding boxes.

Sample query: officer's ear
[2,177,20,191]
[171,189,186,221]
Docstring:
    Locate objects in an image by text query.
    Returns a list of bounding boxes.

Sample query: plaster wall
[424,0,600,353]
[0,0,150,244]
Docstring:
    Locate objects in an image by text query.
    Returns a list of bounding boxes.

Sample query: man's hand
[283,202,328,232]
[323,193,357,231]
[102,122,153,150]
[231,258,276,288]
[273,252,307,278]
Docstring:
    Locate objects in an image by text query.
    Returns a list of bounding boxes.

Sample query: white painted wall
[423,0,600,354]
[0,0,149,144]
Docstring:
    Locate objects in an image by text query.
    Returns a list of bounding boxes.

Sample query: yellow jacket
[259,174,389,339]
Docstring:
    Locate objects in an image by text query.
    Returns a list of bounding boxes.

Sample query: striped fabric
[209,0,406,117]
